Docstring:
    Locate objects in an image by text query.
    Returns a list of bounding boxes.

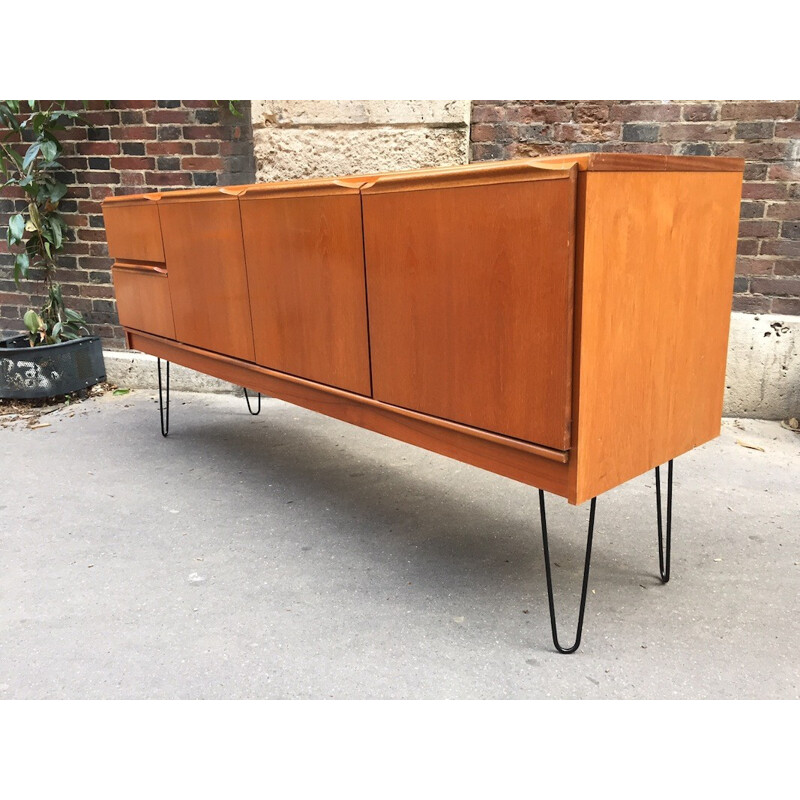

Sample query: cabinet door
[239,183,371,395]
[158,195,255,362]
[361,164,576,451]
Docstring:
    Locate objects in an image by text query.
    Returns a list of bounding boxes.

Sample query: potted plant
[0,101,105,399]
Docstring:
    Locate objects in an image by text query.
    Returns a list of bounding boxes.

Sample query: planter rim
[0,333,101,352]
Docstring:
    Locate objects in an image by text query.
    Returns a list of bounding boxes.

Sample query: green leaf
[8,212,24,242]
[50,182,67,203]
[23,309,40,334]
[13,252,30,283]
[50,217,63,249]
[41,140,57,162]
[52,321,63,340]
[113,388,131,396]
[22,142,41,171]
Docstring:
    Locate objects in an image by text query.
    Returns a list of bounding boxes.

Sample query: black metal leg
[157,358,169,437]
[243,387,261,415]
[655,459,673,583]
[538,491,597,654]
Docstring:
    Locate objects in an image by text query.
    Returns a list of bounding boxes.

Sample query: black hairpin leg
[243,387,261,415]
[157,357,169,437]
[538,491,597,654]
[655,459,673,583]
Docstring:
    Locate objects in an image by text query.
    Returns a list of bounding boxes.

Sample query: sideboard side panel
[573,170,743,503]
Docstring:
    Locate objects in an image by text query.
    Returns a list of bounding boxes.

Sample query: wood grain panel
[571,170,743,503]
[103,197,165,263]
[362,167,577,451]
[112,264,175,340]
[239,188,371,395]
[533,153,745,173]
[158,196,255,362]
[128,330,572,497]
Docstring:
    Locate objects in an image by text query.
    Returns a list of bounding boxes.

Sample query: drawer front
[104,201,165,263]
[239,189,371,395]
[113,264,176,340]
[158,197,256,362]
[362,171,576,450]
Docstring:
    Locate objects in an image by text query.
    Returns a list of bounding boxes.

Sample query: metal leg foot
[538,491,597,654]
[157,358,169,437]
[655,459,673,583]
[244,388,261,415]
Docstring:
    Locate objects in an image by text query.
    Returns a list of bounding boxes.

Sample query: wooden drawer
[112,264,176,340]
[104,196,165,263]
[361,162,577,451]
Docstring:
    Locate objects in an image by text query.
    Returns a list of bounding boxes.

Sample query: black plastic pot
[0,334,106,400]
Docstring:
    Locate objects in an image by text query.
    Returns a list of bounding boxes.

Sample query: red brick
[109,125,157,141]
[77,228,107,242]
[750,276,800,296]
[738,219,781,238]
[182,125,220,140]
[76,141,121,155]
[90,186,114,200]
[146,141,193,155]
[765,201,800,220]
[609,103,681,122]
[144,171,192,186]
[772,297,800,314]
[660,122,733,142]
[720,101,798,120]
[194,141,220,156]
[111,156,156,170]
[736,256,774,275]
[760,239,800,257]
[77,199,104,213]
[472,104,507,123]
[714,142,791,160]
[82,111,121,126]
[113,101,156,109]
[76,171,120,185]
[470,123,496,142]
[741,182,790,200]
[767,163,800,181]
[733,294,771,313]
[181,156,224,171]
[182,101,215,108]
[681,103,718,122]
[737,239,759,255]
[79,284,116,298]
[120,172,147,187]
[146,109,191,124]
[574,104,610,123]
[774,260,800,276]
[775,122,800,138]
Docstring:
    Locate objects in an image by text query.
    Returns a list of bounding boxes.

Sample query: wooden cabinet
[103,154,743,505]
[361,162,576,450]
[239,179,371,395]
[158,190,255,362]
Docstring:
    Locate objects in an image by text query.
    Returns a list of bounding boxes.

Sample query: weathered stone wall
[251,101,470,181]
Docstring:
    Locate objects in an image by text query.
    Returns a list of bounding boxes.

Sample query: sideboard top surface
[101,153,745,207]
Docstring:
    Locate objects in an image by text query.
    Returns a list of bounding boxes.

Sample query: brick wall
[471,101,800,315]
[0,100,254,347]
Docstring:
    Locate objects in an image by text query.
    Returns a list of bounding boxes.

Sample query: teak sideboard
[103,153,744,652]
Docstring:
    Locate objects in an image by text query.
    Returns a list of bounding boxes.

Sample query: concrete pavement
[1,389,798,698]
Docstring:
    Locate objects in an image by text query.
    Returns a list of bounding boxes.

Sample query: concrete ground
[1,389,798,699]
